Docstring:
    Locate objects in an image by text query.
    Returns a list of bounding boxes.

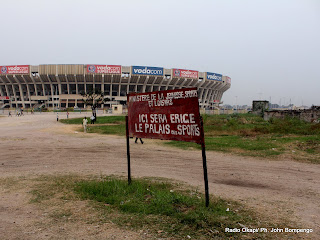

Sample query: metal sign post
[200,116,209,207]
[125,116,131,185]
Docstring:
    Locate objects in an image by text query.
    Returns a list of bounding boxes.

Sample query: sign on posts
[127,88,202,144]
[126,87,210,207]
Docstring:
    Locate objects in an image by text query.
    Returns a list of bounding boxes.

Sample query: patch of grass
[60,116,125,125]
[27,175,296,239]
[87,124,126,136]
[61,114,320,163]
[74,177,272,239]
[29,175,81,203]
[165,136,282,157]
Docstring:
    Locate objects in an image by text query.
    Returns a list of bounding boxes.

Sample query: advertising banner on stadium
[87,65,121,74]
[0,65,29,74]
[226,76,231,84]
[173,69,198,79]
[0,96,10,100]
[132,66,163,76]
[127,88,202,144]
[207,72,222,81]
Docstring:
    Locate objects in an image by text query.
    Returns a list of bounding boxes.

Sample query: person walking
[56,112,59,121]
[67,111,69,119]
[83,116,88,133]
[135,137,144,144]
[90,115,95,124]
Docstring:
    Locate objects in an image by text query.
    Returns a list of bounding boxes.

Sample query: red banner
[0,65,29,74]
[0,96,9,100]
[226,76,231,84]
[173,69,198,79]
[87,65,121,74]
[127,88,202,144]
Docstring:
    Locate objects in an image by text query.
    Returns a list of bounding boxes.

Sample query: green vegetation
[73,176,275,239]
[26,175,293,239]
[61,114,320,163]
[60,115,125,125]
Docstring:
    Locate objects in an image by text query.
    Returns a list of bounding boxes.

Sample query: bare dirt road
[0,113,319,239]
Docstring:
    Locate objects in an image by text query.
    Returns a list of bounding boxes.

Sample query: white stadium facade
[0,65,231,110]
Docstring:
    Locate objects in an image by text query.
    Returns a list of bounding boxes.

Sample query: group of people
[7,109,24,117]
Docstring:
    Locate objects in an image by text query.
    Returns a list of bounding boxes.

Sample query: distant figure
[56,113,59,121]
[83,117,88,133]
[90,115,95,124]
[8,111,12,117]
[67,111,69,119]
[135,138,144,144]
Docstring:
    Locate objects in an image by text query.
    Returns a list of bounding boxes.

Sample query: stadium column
[55,65,62,95]
[55,75,62,96]
[30,75,38,97]
[185,79,192,88]
[204,81,215,107]
[203,88,209,106]
[158,76,166,91]
[0,83,4,96]
[66,74,70,95]
[212,90,218,103]
[101,74,105,93]
[198,79,207,106]
[4,84,12,108]
[75,74,79,108]
[179,78,187,89]
[110,74,113,99]
[75,74,78,94]
[13,75,25,108]
[93,74,95,90]
[207,89,214,106]
[134,76,138,92]
[172,77,179,90]
[84,74,87,93]
[21,75,31,99]
[47,74,55,109]
[142,76,149,92]
[101,74,105,109]
[22,75,31,106]
[0,81,6,103]
[165,76,171,90]
[166,76,174,90]
[39,75,46,96]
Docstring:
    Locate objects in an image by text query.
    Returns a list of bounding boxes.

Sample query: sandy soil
[0,112,319,239]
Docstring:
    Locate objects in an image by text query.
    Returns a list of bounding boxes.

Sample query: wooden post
[126,116,131,185]
[200,116,209,207]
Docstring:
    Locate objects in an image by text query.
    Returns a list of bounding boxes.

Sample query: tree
[81,88,108,120]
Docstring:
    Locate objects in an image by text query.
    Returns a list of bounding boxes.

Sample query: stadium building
[0,65,231,110]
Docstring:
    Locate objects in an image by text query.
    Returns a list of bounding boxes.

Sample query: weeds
[74,177,274,239]
[62,114,320,163]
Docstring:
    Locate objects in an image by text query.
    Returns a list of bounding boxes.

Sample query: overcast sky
[1,0,319,106]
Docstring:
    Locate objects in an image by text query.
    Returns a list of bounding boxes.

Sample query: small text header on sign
[127,88,202,144]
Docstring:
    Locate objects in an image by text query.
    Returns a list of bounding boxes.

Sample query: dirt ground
[0,112,319,239]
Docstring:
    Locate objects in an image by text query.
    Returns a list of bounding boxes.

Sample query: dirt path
[0,113,319,239]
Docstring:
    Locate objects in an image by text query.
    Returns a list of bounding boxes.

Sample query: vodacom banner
[127,88,202,144]
[87,65,121,74]
[173,68,198,79]
[1,65,29,74]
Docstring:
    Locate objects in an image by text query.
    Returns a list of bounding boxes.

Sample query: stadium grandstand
[0,65,231,110]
